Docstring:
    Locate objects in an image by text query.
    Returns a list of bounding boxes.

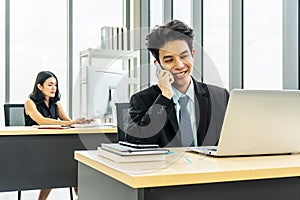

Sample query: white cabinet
[79,48,140,122]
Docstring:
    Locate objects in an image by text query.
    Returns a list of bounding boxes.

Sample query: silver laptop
[189,89,300,157]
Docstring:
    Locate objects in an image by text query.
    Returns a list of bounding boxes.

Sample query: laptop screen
[213,89,300,156]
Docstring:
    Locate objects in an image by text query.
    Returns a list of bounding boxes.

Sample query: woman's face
[39,77,57,98]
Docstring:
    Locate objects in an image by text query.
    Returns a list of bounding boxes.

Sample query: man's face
[158,40,195,90]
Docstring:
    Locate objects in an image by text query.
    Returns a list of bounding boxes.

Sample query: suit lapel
[193,79,210,145]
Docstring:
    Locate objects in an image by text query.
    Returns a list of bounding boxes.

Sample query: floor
[0,188,76,200]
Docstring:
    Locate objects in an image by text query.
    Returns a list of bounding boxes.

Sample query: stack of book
[97,142,169,163]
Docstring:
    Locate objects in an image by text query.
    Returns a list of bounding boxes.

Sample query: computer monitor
[87,67,128,123]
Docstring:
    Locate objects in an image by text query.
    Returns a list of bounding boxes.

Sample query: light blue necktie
[178,95,194,147]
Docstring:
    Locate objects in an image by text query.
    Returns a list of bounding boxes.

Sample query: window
[173,0,191,26]
[149,0,163,84]
[73,0,123,77]
[243,0,282,89]
[0,0,4,125]
[150,0,162,27]
[10,0,67,105]
[203,0,229,89]
[73,0,123,117]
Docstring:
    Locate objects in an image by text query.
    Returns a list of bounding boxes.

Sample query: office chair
[115,102,130,141]
[3,104,74,200]
[4,104,25,126]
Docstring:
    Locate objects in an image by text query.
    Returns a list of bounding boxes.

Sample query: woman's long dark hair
[29,71,61,103]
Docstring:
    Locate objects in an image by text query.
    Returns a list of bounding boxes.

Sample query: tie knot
[178,95,189,107]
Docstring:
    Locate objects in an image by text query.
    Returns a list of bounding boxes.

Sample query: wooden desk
[75,149,300,200]
[0,126,117,192]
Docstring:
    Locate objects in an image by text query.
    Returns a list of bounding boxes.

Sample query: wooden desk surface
[75,149,300,188]
[0,126,117,135]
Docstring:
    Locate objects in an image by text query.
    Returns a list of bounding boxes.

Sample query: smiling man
[126,20,229,147]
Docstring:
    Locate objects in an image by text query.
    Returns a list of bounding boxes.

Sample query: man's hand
[157,70,174,99]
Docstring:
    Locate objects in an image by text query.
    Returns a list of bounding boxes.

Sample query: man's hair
[145,19,194,64]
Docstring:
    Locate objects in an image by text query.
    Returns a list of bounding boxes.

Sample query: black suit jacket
[126,78,229,147]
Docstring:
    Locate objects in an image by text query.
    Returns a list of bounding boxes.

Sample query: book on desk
[33,125,71,129]
[98,142,169,163]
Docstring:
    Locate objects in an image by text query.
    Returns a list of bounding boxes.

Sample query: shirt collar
[172,79,194,104]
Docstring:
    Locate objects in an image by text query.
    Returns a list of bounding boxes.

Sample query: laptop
[189,89,300,157]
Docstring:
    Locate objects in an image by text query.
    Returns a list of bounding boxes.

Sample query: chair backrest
[115,102,130,142]
[4,104,25,126]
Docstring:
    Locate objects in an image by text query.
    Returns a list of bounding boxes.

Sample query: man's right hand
[157,70,174,99]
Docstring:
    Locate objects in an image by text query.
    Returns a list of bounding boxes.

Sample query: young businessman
[126,20,229,147]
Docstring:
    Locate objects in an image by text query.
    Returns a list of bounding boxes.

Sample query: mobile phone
[119,141,159,149]
[156,63,174,81]
[156,63,164,78]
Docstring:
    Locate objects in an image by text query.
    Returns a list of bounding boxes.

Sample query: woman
[25,71,89,126]
[24,71,90,200]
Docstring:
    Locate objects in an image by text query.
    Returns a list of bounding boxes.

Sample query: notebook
[189,89,300,157]
[100,143,169,156]
[97,147,167,163]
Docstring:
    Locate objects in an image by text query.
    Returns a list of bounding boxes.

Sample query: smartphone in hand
[155,62,174,99]
[156,63,174,80]
[156,63,164,78]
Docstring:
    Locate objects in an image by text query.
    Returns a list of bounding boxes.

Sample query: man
[126,20,229,147]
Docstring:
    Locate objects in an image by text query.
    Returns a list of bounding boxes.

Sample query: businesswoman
[24,71,90,200]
